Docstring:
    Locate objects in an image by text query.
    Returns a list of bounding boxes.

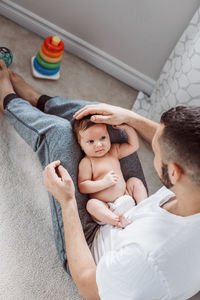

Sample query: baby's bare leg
[86,198,130,228]
[87,198,119,226]
[126,177,148,204]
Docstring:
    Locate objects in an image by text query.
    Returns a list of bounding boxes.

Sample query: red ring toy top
[44,36,64,52]
[41,44,63,58]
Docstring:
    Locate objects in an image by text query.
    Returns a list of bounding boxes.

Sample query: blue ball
[0,47,13,67]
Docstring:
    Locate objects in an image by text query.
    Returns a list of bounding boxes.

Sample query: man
[1,60,200,299]
[45,105,200,300]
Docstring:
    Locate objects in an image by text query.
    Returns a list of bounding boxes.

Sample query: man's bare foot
[8,70,42,107]
[0,60,15,113]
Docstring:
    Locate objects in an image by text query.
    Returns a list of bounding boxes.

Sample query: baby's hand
[103,170,119,187]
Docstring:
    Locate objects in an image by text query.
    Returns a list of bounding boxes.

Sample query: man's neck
[167,184,200,217]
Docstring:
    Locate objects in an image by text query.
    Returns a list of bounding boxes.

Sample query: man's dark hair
[159,106,200,184]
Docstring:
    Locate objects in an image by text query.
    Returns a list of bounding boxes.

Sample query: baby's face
[79,124,111,157]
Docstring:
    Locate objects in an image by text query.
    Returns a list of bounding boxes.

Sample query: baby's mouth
[95,149,104,153]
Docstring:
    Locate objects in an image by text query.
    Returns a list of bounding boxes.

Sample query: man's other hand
[43,160,75,207]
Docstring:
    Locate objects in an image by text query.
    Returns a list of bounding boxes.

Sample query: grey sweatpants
[4,95,147,274]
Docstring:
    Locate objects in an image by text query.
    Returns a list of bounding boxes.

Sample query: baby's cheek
[106,140,111,149]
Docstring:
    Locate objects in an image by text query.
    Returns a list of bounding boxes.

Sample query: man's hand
[73,103,133,125]
[103,170,119,187]
[43,160,75,207]
[73,103,159,144]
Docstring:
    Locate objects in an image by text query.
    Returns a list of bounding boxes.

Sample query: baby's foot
[117,214,132,229]
[0,60,15,113]
[8,70,41,106]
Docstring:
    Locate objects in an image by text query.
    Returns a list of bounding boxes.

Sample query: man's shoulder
[152,186,173,198]
[138,186,174,207]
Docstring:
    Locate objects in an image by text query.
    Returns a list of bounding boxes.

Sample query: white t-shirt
[91,187,200,300]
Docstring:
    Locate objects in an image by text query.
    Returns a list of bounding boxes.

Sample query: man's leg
[3,96,101,273]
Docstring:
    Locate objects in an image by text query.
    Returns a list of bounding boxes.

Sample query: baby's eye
[100,136,106,140]
[88,140,94,144]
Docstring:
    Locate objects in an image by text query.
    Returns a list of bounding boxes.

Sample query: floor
[0,15,138,108]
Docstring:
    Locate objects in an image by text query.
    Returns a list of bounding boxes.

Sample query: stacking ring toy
[0,47,13,67]
[31,35,64,80]
[36,52,61,69]
[41,44,63,58]
[33,57,60,75]
[39,48,63,63]
[44,36,64,52]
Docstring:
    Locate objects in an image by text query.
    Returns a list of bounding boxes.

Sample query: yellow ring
[39,48,63,63]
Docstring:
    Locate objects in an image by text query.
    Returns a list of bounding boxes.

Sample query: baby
[73,116,147,228]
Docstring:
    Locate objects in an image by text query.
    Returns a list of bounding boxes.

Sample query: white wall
[6,0,200,81]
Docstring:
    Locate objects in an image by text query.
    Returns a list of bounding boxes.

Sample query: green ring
[36,52,61,69]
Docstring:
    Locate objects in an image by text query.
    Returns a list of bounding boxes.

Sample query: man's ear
[168,162,184,184]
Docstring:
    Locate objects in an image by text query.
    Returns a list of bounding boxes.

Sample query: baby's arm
[113,124,139,159]
[78,157,119,194]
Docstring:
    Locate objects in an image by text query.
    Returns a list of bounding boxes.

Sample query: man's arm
[74,103,159,144]
[43,161,100,300]
[79,157,119,194]
[126,112,158,144]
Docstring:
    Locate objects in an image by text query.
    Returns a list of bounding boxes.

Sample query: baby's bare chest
[91,155,121,180]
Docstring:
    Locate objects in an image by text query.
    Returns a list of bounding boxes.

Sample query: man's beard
[160,163,173,189]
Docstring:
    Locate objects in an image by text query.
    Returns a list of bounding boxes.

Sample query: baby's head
[73,116,111,157]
